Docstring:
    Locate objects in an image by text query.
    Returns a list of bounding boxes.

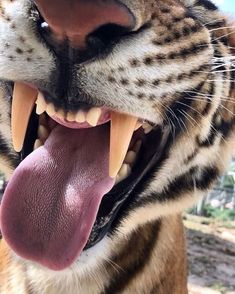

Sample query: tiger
[0,0,234,293]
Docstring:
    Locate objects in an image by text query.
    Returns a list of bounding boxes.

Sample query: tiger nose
[34,0,135,47]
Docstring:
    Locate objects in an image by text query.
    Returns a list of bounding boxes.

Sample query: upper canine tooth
[75,110,86,123]
[86,107,102,126]
[135,121,142,131]
[12,82,38,152]
[36,93,47,115]
[109,112,138,178]
[46,103,56,116]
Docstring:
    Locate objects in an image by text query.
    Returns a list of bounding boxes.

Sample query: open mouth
[0,82,170,271]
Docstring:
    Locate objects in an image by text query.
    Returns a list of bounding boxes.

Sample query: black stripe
[198,111,235,147]
[196,0,218,11]
[216,118,235,139]
[206,20,226,30]
[152,64,209,89]
[104,221,161,294]
[201,81,215,116]
[184,148,199,164]
[153,23,202,46]
[144,42,210,67]
[0,133,19,168]
[196,129,218,147]
[137,166,219,206]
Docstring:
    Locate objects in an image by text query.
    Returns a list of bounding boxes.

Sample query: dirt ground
[184,214,235,294]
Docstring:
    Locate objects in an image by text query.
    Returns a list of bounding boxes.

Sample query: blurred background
[0,0,234,294]
[213,0,235,12]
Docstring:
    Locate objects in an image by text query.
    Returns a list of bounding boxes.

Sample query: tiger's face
[0,0,234,275]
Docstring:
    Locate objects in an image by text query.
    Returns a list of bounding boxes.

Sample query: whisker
[209,26,235,32]
[203,18,226,26]
[211,30,235,42]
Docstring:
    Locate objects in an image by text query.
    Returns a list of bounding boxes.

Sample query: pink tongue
[0,124,115,270]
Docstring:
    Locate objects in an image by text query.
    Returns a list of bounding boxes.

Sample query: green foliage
[204,205,235,221]
[221,175,234,189]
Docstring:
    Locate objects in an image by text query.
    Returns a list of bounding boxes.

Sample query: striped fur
[0,0,235,293]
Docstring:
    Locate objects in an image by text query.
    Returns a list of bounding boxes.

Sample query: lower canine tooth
[34,139,43,150]
[86,108,101,126]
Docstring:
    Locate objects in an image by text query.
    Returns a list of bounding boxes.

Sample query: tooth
[86,107,102,126]
[133,140,142,153]
[124,151,137,165]
[109,112,138,178]
[117,163,131,182]
[33,139,43,150]
[36,93,47,115]
[67,112,75,122]
[38,125,49,141]
[46,103,56,116]
[12,82,38,152]
[75,110,86,123]
[56,109,65,121]
[144,126,153,134]
[143,122,153,134]
[135,121,142,131]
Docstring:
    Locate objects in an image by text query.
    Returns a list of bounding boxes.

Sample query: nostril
[88,23,132,47]
[71,23,132,63]
[33,0,135,48]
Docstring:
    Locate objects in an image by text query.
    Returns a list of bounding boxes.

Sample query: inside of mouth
[32,113,145,185]
[12,83,156,184]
